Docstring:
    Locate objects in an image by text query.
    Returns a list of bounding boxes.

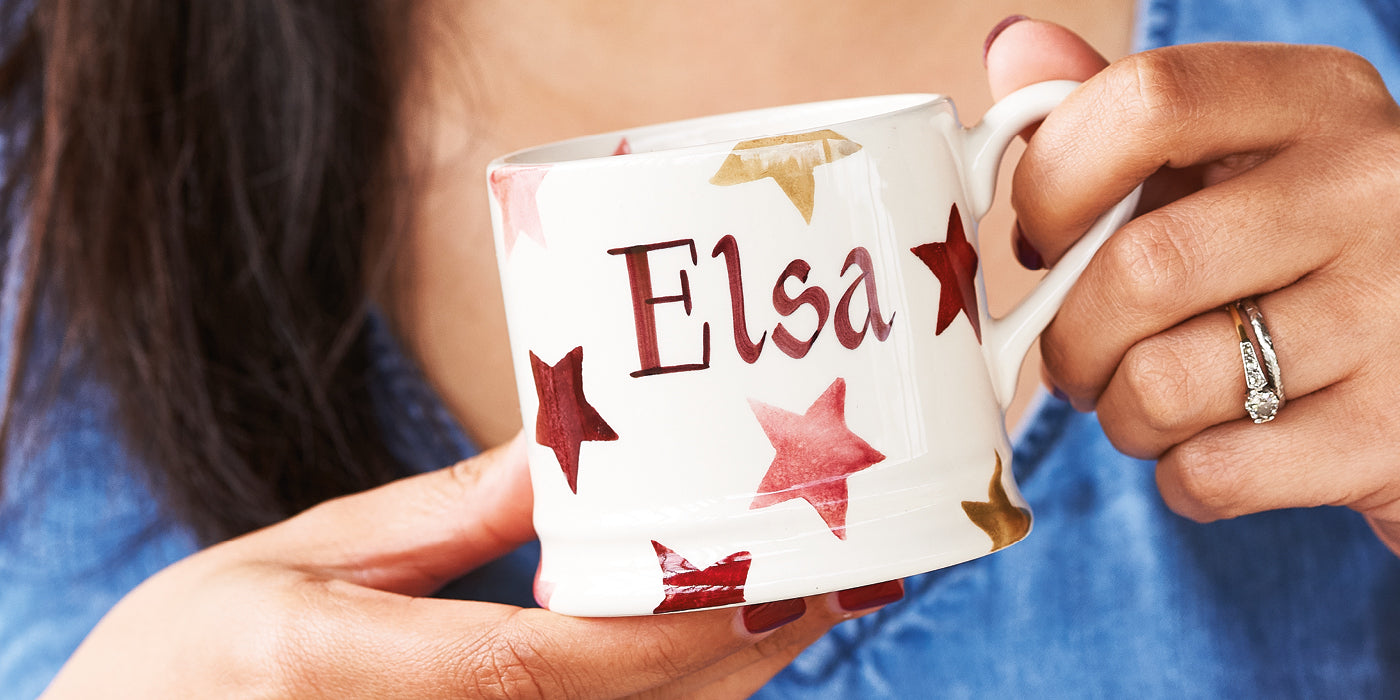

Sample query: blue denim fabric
[4,1,1400,698]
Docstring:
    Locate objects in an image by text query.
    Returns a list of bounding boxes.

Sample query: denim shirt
[4,1,1400,697]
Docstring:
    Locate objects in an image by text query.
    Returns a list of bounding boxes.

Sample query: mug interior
[500,93,946,166]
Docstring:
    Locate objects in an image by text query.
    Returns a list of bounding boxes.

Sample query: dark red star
[748,378,885,539]
[530,346,617,493]
[910,203,981,342]
[489,165,550,255]
[651,540,752,613]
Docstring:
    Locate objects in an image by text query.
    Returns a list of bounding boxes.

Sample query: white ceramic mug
[488,80,1140,617]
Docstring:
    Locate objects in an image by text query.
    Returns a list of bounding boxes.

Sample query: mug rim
[492,92,953,169]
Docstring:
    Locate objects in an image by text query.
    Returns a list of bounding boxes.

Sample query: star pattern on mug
[652,541,752,613]
[709,129,863,224]
[530,346,618,493]
[748,378,885,539]
[612,137,632,155]
[489,165,551,255]
[910,203,982,342]
[961,451,1031,551]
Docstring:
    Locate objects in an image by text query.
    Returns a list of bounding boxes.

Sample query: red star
[530,346,618,493]
[612,137,632,155]
[651,540,751,613]
[489,165,550,255]
[748,378,885,539]
[910,203,981,342]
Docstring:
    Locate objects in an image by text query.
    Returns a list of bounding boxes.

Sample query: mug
[488,80,1140,617]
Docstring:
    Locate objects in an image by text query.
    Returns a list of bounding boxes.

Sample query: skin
[43,436,883,698]
[390,0,1135,443]
[43,1,1400,697]
[986,22,1400,552]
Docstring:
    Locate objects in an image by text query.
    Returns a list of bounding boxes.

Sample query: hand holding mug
[987,20,1400,554]
[42,436,872,699]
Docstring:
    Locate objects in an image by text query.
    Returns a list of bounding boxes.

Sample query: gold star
[709,129,862,224]
[961,451,1031,551]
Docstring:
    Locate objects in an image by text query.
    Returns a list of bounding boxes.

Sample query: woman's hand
[42,435,875,699]
[986,20,1400,554]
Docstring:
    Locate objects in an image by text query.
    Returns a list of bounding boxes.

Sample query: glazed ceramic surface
[488,81,1140,616]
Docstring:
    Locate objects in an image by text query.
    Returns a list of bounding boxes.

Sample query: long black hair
[0,0,414,543]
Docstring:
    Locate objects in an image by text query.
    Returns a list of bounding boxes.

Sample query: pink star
[530,346,618,493]
[748,378,885,539]
[651,541,752,613]
[910,203,982,342]
[489,165,550,255]
[612,137,632,155]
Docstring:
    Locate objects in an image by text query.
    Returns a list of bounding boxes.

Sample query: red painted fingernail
[742,598,806,634]
[1012,221,1044,270]
[837,580,904,612]
[983,14,1030,66]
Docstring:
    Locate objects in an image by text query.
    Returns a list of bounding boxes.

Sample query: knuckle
[447,455,489,494]
[428,453,500,518]
[469,624,558,700]
[214,573,333,697]
[1038,325,1093,400]
[1320,46,1391,107]
[749,624,797,660]
[1120,337,1198,434]
[1100,214,1196,321]
[1340,134,1400,229]
[1107,49,1197,137]
[1105,338,1197,455]
[634,625,696,682]
[1161,441,1246,521]
[1366,134,1400,198]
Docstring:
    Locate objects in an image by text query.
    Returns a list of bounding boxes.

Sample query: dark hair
[0,1,414,543]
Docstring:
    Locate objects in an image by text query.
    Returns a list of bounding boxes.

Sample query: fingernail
[742,598,806,634]
[837,580,904,612]
[1012,222,1044,270]
[983,14,1030,66]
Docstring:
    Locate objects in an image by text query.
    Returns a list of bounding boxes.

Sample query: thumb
[253,432,536,596]
[985,17,1110,102]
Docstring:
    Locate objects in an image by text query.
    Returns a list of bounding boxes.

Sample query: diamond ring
[1228,298,1285,423]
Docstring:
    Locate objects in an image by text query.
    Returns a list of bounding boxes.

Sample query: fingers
[638,602,839,699]
[1094,276,1365,458]
[1154,383,1400,528]
[985,24,1400,553]
[646,581,906,698]
[984,18,1108,152]
[257,432,535,596]
[310,590,859,700]
[306,582,903,699]
[986,18,1109,101]
[1039,143,1347,407]
[1012,42,1395,262]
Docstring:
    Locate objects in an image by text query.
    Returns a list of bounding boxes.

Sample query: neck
[392,1,1136,447]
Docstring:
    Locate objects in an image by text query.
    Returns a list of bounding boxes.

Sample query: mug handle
[960,79,1144,409]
